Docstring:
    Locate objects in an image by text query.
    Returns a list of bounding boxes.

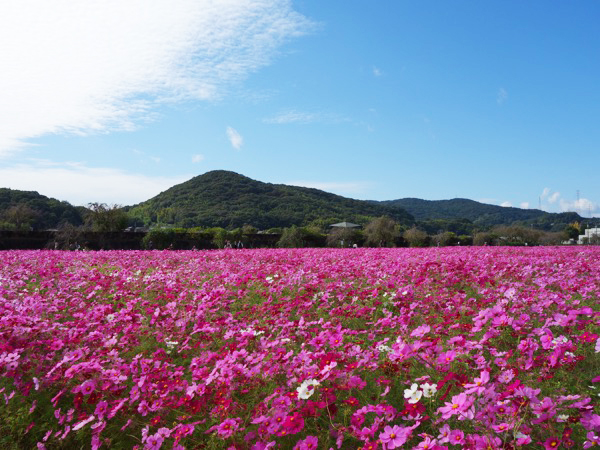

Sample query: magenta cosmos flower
[378,424,412,449]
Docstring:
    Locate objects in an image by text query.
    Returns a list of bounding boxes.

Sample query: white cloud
[540,187,551,199]
[548,192,560,204]
[500,201,512,207]
[520,202,530,209]
[559,197,598,215]
[497,88,508,104]
[191,154,205,163]
[373,66,382,77]
[226,126,244,150]
[0,161,190,206]
[0,0,311,156]
[287,180,371,197]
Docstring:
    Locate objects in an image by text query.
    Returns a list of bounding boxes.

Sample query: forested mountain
[126,170,415,229]
[1,172,585,233]
[379,198,581,231]
[0,188,83,230]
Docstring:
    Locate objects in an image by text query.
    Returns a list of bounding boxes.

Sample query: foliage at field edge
[1,247,599,449]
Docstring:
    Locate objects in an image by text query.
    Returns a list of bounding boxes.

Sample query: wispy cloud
[226,127,244,150]
[0,1,312,156]
[132,149,161,164]
[373,66,382,77]
[191,154,205,163]
[500,201,512,207]
[263,109,348,125]
[263,110,321,124]
[287,180,371,197]
[0,160,190,206]
[520,202,530,209]
[497,88,508,105]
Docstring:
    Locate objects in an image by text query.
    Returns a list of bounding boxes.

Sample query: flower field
[1,247,599,449]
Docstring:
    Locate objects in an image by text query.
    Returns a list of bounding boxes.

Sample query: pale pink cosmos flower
[415,436,438,449]
[411,324,430,338]
[464,370,490,395]
[437,424,452,443]
[437,392,473,420]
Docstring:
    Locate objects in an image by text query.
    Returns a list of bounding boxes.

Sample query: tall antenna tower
[538,196,541,210]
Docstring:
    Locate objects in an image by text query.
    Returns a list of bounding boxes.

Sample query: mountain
[379,198,581,231]
[0,188,83,230]
[126,170,415,229]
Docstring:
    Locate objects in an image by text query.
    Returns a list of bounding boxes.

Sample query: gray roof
[329,222,361,228]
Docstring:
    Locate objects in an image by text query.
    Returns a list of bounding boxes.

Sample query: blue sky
[0,1,598,217]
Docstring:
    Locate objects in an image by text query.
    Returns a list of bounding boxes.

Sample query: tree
[85,203,129,232]
[52,222,83,250]
[277,226,304,248]
[3,204,39,230]
[403,227,429,248]
[473,231,496,246]
[431,231,457,247]
[364,216,399,247]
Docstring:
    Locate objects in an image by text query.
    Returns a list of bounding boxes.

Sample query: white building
[578,227,600,244]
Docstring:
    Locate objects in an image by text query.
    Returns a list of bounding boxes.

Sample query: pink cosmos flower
[542,437,561,450]
[94,400,108,419]
[437,392,473,420]
[449,429,465,445]
[216,418,239,438]
[583,431,599,449]
[378,425,411,449]
[282,413,304,434]
[80,380,96,396]
[411,324,430,338]
[137,400,149,416]
[294,435,318,450]
[436,350,456,366]
[145,433,164,450]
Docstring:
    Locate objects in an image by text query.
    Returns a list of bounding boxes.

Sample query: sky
[0,0,599,217]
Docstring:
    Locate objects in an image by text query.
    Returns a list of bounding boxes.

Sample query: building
[578,227,600,244]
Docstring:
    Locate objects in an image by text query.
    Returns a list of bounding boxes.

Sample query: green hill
[127,170,415,229]
[379,198,581,231]
[0,188,83,230]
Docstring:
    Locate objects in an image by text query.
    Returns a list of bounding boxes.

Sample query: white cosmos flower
[420,382,438,398]
[403,383,423,404]
[296,379,319,400]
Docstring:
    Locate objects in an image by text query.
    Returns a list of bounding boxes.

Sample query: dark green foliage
[127,171,414,229]
[0,188,83,230]
[380,198,583,230]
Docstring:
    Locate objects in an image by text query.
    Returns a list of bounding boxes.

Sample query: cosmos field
[1,247,599,449]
